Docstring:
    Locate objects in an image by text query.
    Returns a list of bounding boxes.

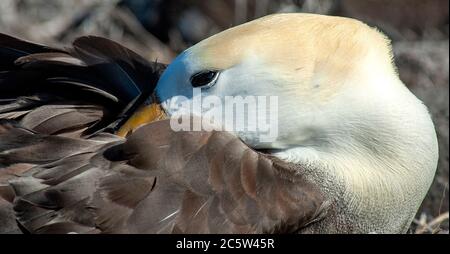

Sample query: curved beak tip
[116,102,167,137]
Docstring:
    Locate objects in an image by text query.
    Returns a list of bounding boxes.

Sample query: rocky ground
[0,0,448,233]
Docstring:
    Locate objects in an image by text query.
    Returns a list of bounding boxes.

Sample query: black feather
[0,33,63,70]
[0,33,167,135]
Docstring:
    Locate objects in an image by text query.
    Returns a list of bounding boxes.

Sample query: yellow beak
[116,101,167,137]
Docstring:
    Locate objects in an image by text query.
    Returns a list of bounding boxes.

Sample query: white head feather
[155,14,438,233]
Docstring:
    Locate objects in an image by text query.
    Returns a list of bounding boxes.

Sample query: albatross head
[154,13,438,233]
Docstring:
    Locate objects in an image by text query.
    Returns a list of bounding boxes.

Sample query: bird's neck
[273,83,438,233]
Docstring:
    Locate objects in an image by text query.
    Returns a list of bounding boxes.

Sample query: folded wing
[0,119,327,234]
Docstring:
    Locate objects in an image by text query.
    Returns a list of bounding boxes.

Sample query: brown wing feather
[1,119,328,234]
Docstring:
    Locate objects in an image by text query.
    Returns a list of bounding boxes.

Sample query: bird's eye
[190,70,219,88]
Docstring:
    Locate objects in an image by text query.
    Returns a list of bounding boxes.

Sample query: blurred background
[0,0,448,233]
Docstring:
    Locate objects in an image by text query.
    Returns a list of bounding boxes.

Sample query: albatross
[0,13,438,234]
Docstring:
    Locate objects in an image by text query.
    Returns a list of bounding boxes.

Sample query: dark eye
[190,70,219,88]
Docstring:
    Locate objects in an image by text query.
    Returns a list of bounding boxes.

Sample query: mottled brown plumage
[1,119,326,234]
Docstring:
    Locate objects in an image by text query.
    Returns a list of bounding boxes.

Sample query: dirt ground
[0,0,448,233]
